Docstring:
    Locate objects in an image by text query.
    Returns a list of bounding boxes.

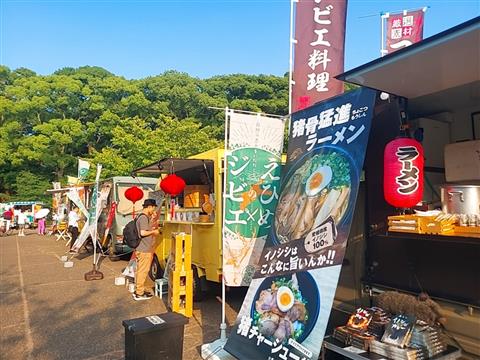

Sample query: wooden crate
[168,233,193,317]
[183,185,210,208]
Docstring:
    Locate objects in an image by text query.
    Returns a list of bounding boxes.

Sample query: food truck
[326,17,480,358]
[95,176,159,258]
[133,148,223,299]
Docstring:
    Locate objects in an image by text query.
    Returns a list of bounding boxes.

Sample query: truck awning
[132,158,214,175]
[337,17,480,114]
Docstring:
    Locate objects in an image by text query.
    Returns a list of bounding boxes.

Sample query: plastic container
[64,261,74,268]
[122,312,188,359]
[115,277,126,286]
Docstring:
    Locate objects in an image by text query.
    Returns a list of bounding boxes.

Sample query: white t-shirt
[17,212,27,225]
[68,211,79,227]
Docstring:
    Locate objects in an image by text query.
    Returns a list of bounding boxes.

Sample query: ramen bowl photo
[250,272,320,344]
[274,146,357,245]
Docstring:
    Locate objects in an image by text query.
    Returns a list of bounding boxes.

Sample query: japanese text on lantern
[306,0,334,93]
[395,146,420,195]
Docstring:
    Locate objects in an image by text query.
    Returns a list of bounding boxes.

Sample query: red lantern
[125,186,144,217]
[384,138,424,208]
[160,174,186,196]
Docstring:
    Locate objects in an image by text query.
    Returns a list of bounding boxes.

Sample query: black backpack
[123,214,147,249]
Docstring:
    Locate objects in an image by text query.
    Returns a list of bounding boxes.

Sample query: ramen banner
[224,88,377,360]
[223,110,286,287]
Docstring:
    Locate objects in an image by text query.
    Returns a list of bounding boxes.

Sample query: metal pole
[219,107,229,343]
[289,0,297,114]
[380,12,388,57]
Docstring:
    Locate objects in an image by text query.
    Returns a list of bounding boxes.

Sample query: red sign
[384,138,424,208]
[386,10,425,53]
[291,0,347,111]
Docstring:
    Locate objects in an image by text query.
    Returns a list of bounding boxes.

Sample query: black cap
[142,199,157,208]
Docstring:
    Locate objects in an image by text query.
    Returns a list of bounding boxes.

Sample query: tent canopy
[337,17,480,115]
[132,158,214,175]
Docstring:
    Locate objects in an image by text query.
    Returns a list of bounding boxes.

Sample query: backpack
[123,213,147,249]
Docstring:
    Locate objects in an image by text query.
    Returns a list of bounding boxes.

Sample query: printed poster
[224,88,377,360]
[223,111,286,287]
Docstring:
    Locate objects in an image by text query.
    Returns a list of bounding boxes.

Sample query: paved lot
[0,231,245,360]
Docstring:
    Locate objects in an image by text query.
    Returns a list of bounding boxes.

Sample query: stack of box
[167,233,193,317]
[367,307,391,339]
[409,322,447,358]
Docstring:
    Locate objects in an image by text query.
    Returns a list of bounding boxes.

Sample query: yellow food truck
[134,148,224,299]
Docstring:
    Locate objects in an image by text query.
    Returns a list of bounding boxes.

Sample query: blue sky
[1,0,479,79]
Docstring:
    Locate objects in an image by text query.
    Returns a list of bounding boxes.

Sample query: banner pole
[288,0,296,114]
[220,107,229,343]
[380,12,390,57]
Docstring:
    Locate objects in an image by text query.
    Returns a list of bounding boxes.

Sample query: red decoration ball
[160,174,186,196]
[124,186,144,203]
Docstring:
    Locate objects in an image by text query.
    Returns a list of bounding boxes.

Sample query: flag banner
[223,111,286,287]
[386,9,425,53]
[78,159,91,182]
[71,165,110,253]
[67,176,79,185]
[66,188,89,218]
[224,88,376,360]
[291,0,347,111]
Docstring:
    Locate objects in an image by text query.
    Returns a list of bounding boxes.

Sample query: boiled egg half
[305,165,332,197]
[276,286,295,312]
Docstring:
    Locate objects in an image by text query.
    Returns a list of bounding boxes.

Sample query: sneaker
[132,292,153,301]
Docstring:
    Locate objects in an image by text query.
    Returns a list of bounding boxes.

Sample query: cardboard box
[445,140,480,182]
[183,185,209,208]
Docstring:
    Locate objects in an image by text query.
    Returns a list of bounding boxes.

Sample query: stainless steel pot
[440,184,480,215]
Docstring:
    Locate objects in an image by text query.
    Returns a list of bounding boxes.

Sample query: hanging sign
[224,88,377,360]
[384,138,424,208]
[223,111,286,287]
[386,9,425,53]
[291,0,348,111]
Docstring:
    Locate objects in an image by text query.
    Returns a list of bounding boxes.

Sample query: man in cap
[133,198,159,301]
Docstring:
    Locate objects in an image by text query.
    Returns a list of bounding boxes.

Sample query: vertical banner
[386,9,425,53]
[66,188,89,218]
[52,182,62,214]
[78,159,91,183]
[223,111,286,287]
[224,88,377,360]
[291,0,347,111]
[71,165,109,253]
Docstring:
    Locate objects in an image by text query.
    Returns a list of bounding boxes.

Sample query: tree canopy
[0,66,289,201]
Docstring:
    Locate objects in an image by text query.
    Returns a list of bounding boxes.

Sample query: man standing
[17,209,27,236]
[68,207,80,249]
[133,199,159,301]
[2,207,13,232]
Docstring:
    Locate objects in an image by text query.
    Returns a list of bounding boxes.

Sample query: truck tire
[149,255,163,281]
[193,266,207,302]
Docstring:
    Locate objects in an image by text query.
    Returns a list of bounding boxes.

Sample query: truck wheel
[108,236,121,262]
[149,255,163,281]
[192,266,206,302]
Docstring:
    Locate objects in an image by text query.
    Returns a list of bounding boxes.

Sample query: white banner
[71,165,108,253]
[78,159,90,182]
[66,188,89,218]
[222,111,286,286]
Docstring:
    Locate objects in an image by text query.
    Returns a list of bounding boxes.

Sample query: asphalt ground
[0,230,246,360]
